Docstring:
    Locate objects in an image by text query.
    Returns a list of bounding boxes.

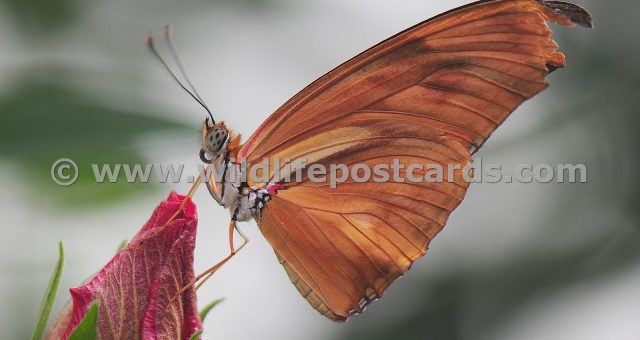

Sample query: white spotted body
[216,159,271,222]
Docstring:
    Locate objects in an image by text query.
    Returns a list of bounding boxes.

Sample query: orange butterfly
[152,0,592,321]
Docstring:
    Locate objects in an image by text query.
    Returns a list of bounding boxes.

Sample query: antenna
[146,32,215,123]
[164,25,207,107]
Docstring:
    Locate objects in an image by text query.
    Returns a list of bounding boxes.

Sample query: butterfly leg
[172,208,249,301]
[167,173,203,221]
[195,216,249,289]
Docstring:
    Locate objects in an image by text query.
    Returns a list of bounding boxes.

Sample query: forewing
[240,0,590,171]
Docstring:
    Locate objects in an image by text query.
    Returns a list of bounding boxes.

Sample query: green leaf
[31,242,64,340]
[189,329,203,340]
[68,301,99,340]
[199,298,224,322]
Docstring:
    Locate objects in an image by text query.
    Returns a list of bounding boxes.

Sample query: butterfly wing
[259,124,472,321]
[242,0,591,320]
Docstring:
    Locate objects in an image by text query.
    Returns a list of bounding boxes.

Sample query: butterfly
[150,0,592,321]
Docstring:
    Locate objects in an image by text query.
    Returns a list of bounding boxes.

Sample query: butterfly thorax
[214,158,271,222]
[207,130,272,222]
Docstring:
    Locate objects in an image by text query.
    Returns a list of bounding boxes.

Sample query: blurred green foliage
[0,69,191,207]
[0,0,81,37]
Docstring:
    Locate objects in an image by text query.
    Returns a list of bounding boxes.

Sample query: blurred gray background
[1,0,638,339]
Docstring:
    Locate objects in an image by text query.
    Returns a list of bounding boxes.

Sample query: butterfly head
[200,118,229,164]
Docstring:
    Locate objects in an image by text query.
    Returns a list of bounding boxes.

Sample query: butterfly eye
[204,127,228,154]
